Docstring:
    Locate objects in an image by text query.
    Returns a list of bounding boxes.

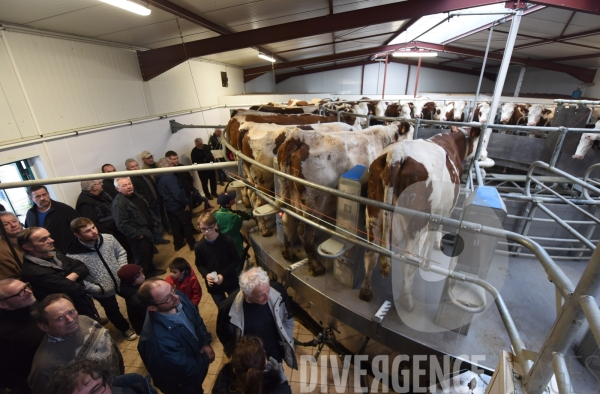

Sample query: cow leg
[242,186,252,208]
[400,234,423,312]
[298,221,325,276]
[359,250,378,301]
[281,213,298,261]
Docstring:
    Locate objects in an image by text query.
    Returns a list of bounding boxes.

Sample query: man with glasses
[0,211,24,279]
[28,294,123,394]
[137,278,214,394]
[194,212,240,306]
[0,278,45,393]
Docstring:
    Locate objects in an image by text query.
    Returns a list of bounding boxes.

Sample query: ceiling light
[392,51,438,58]
[258,52,276,62]
[99,0,151,16]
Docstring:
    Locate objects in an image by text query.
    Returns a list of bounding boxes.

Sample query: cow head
[441,102,455,121]
[385,103,399,118]
[400,103,413,119]
[527,104,545,126]
[573,124,600,159]
[412,98,429,119]
[453,100,467,121]
[450,126,482,162]
[475,102,491,123]
[500,103,515,124]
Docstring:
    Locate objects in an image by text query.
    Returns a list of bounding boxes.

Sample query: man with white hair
[216,267,297,369]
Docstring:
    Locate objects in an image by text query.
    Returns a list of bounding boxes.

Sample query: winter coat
[25,200,80,253]
[209,133,223,150]
[137,291,212,394]
[112,192,159,241]
[118,283,146,334]
[130,175,160,208]
[217,281,297,369]
[66,234,128,298]
[155,173,189,212]
[191,145,215,165]
[212,362,291,394]
[165,269,202,306]
[194,234,240,295]
[76,190,119,235]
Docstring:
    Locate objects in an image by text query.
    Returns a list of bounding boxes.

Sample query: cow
[441,100,467,122]
[239,122,357,236]
[249,105,306,114]
[277,123,414,276]
[411,98,431,119]
[499,103,529,125]
[385,103,412,119]
[572,120,600,159]
[359,126,482,308]
[224,112,338,206]
[472,102,491,123]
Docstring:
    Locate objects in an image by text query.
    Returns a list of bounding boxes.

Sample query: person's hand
[265,357,287,383]
[137,234,144,239]
[201,345,215,362]
[216,274,223,285]
[206,275,215,287]
[66,272,79,282]
[185,205,190,212]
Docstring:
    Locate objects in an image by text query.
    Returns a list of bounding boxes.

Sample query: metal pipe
[470,23,494,122]
[382,54,389,99]
[514,66,527,98]
[528,178,600,226]
[0,162,238,190]
[413,56,422,98]
[496,251,592,261]
[499,193,600,206]
[525,239,600,394]
[221,133,576,300]
[481,8,523,158]
[514,202,538,256]
[552,353,572,394]
[526,161,600,200]
[579,295,600,350]
[554,99,600,105]
[535,203,596,250]
[583,163,600,200]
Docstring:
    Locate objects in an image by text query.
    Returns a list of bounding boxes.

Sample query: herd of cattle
[225,107,482,309]
[224,98,599,307]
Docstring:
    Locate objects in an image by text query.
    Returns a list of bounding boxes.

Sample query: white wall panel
[502,67,589,97]
[362,63,384,96]
[0,38,38,143]
[245,73,275,93]
[4,31,147,134]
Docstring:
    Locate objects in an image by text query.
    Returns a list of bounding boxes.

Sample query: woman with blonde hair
[212,336,291,394]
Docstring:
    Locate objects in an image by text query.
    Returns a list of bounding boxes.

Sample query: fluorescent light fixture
[99,0,151,16]
[258,52,276,62]
[392,51,438,58]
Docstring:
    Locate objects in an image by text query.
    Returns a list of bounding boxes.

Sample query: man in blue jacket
[137,278,214,394]
[154,157,196,251]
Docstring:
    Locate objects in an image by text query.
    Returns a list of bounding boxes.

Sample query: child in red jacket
[165,257,202,306]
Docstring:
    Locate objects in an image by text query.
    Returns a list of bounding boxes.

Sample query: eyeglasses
[90,380,107,394]
[0,282,31,301]
[154,285,177,306]
[198,224,215,232]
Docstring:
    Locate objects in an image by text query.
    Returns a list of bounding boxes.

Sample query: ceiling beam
[147,0,287,64]
[384,18,418,45]
[506,26,600,51]
[273,31,395,55]
[551,52,600,62]
[276,60,371,83]
[138,0,506,80]
[526,0,600,15]
[411,41,597,82]
[244,44,406,77]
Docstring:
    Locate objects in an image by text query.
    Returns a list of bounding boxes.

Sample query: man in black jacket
[209,129,227,185]
[112,177,165,277]
[125,158,170,245]
[194,211,240,307]
[76,180,133,263]
[0,278,45,393]
[191,138,219,200]
[17,227,101,321]
[25,185,79,253]
[165,150,212,211]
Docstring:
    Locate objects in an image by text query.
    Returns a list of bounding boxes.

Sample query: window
[221,72,228,88]
[0,160,35,221]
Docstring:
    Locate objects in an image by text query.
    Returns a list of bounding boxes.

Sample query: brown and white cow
[277,123,414,276]
[499,103,529,125]
[359,126,482,308]
[239,122,357,236]
[472,102,491,123]
[224,112,338,206]
[572,120,600,159]
[441,100,467,122]
[526,104,555,138]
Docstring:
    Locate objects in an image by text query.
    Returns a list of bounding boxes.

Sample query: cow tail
[381,152,397,261]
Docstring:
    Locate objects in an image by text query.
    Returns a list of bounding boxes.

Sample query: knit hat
[217,191,236,206]
[117,264,143,285]
[141,150,153,159]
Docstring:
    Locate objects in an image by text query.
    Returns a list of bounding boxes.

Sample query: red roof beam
[526,0,600,15]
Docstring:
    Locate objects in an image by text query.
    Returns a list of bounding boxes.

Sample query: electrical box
[318,165,368,288]
[435,186,507,334]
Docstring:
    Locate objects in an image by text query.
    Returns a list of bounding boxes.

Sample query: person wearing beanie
[214,191,252,265]
[117,264,147,334]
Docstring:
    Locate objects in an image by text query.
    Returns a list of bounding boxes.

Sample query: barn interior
[1,0,600,393]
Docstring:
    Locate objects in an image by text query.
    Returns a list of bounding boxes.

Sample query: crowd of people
[0,130,295,394]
